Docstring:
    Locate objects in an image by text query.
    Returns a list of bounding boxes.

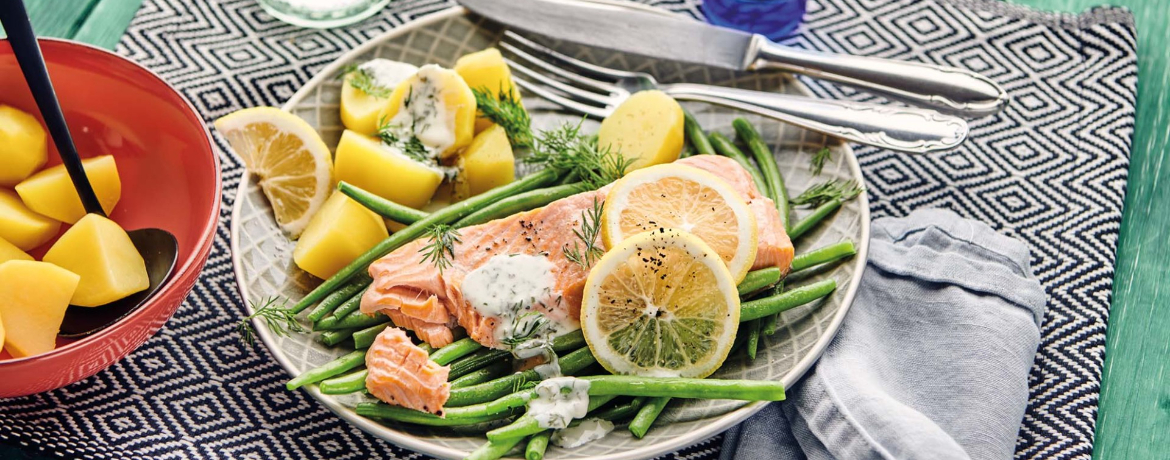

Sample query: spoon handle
[0,0,104,216]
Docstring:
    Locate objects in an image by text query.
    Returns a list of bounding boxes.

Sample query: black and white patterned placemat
[0,0,1136,459]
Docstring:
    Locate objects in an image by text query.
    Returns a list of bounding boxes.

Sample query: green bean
[291,168,559,313]
[318,327,358,347]
[353,323,392,349]
[314,290,364,330]
[762,306,782,336]
[303,278,368,318]
[789,198,843,240]
[450,349,511,380]
[792,240,857,272]
[355,402,518,427]
[740,279,837,322]
[683,109,716,156]
[737,268,782,297]
[338,181,429,225]
[745,319,761,359]
[526,431,551,460]
[287,350,367,390]
[555,170,581,186]
[418,343,436,354]
[709,132,767,191]
[319,369,368,394]
[629,396,671,438]
[455,182,586,227]
[447,347,597,406]
[551,329,587,352]
[734,118,790,230]
[467,436,526,460]
[451,362,512,389]
[593,396,648,421]
[678,142,696,159]
[582,375,786,401]
[487,395,617,441]
[319,310,390,331]
[431,338,484,366]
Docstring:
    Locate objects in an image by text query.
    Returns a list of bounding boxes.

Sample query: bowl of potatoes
[0,38,220,397]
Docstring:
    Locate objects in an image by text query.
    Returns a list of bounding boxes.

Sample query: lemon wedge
[582,228,740,378]
[601,163,758,283]
[215,107,333,237]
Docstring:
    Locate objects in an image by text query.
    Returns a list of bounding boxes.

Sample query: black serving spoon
[0,1,178,337]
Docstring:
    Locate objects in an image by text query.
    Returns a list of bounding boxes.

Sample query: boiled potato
[340,60,419,136]
[334,130,444,209]
[15,155,122,224]
[0,260,80,358]
[0,189,60,251]
[598,90,685,170]
[294,191,389,279]
[454,48,523,133]
[453,124,514,201]
[0,237,33,265]
[0,105,48,187]
[379,64,476,158]
[42,214,149,307]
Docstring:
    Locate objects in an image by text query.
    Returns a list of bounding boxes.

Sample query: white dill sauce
[527,377,591,429]
[358,59,417,89]
[385,64,457,156]
[551,418,615,448]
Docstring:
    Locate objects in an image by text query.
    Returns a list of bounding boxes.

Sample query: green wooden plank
[22,0,99,38]
[1007,1,1170,459]
[73,0,145,49]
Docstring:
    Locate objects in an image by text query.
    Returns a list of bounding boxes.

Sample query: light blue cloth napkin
[721,208,1047,460]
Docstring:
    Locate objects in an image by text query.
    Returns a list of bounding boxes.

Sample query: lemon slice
[214,107,333,237]
[582,228,740,378]
[601,164,757,283]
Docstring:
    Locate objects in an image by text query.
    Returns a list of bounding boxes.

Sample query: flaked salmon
[361,156,794,350]
[364,327,450,414]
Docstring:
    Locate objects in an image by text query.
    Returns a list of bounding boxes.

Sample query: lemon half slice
[582,228,740,378]
[215,107,333,237]
[601,164,757,283]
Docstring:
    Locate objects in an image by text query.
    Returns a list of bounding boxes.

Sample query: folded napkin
[721,209,1046,460]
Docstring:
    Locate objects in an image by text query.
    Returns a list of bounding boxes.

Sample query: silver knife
[458,0,1008,117]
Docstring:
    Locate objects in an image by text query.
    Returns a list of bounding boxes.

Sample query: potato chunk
[454,124,515,201]
[598,90,685,170]
[0,189,60,251]
[0,237,33,265]
[0,105,48,187]
[15,155,122,224]
[0,260,80,357]
[340,60,419,136]
[294,191,390,279]
[42,214,149,307]
[379,64,477,158]
[454,48,523,133]
[334,130,444,209]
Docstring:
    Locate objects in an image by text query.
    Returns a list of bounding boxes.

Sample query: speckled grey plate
[230,4,870,459]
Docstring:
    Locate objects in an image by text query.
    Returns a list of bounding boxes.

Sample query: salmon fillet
[364,327,450,414]
[361,155,794,349]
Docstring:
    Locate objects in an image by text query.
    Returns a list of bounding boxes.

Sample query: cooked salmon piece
[361,155,793,349]
[365,327,450,414]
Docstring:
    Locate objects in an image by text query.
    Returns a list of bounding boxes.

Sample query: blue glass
[702,0,808,41]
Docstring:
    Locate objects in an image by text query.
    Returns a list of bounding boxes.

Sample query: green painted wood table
[2,0,1166,459]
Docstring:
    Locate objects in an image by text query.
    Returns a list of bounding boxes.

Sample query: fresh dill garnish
[419,224,462,274]
[810,147,833,176]
[338,64,393,99]
[563,197,605,269]
[377,116,431,163]
[501,310,551,347]
[237,297,305,346]
[791,179,864,207]
[472,86,533,147]
[524,121,635,188]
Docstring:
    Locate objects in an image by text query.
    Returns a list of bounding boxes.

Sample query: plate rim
[229,5,871,460]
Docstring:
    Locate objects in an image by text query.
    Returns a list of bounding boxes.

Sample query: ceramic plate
[230,5,870,459]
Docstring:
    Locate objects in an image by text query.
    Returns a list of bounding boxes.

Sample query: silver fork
[500,31,968,154]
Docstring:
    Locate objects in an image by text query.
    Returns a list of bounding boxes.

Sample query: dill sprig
[418,224,462,274]
[472,86,533,147]
[791,180,864,207]
[811,147,833,176]
[563,197,605,270]
[524,121,635,188]
[377,116,431,163]
[237,297,305,346]
[501,310,551,347]
[338,64,393,99]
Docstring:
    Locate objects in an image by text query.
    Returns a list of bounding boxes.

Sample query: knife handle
[751,37,1007,118]
[662,83,968,154]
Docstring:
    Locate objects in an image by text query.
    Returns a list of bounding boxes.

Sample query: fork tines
[499,31,634,118]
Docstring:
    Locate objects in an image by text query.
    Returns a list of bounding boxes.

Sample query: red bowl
[0,39,220,396]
